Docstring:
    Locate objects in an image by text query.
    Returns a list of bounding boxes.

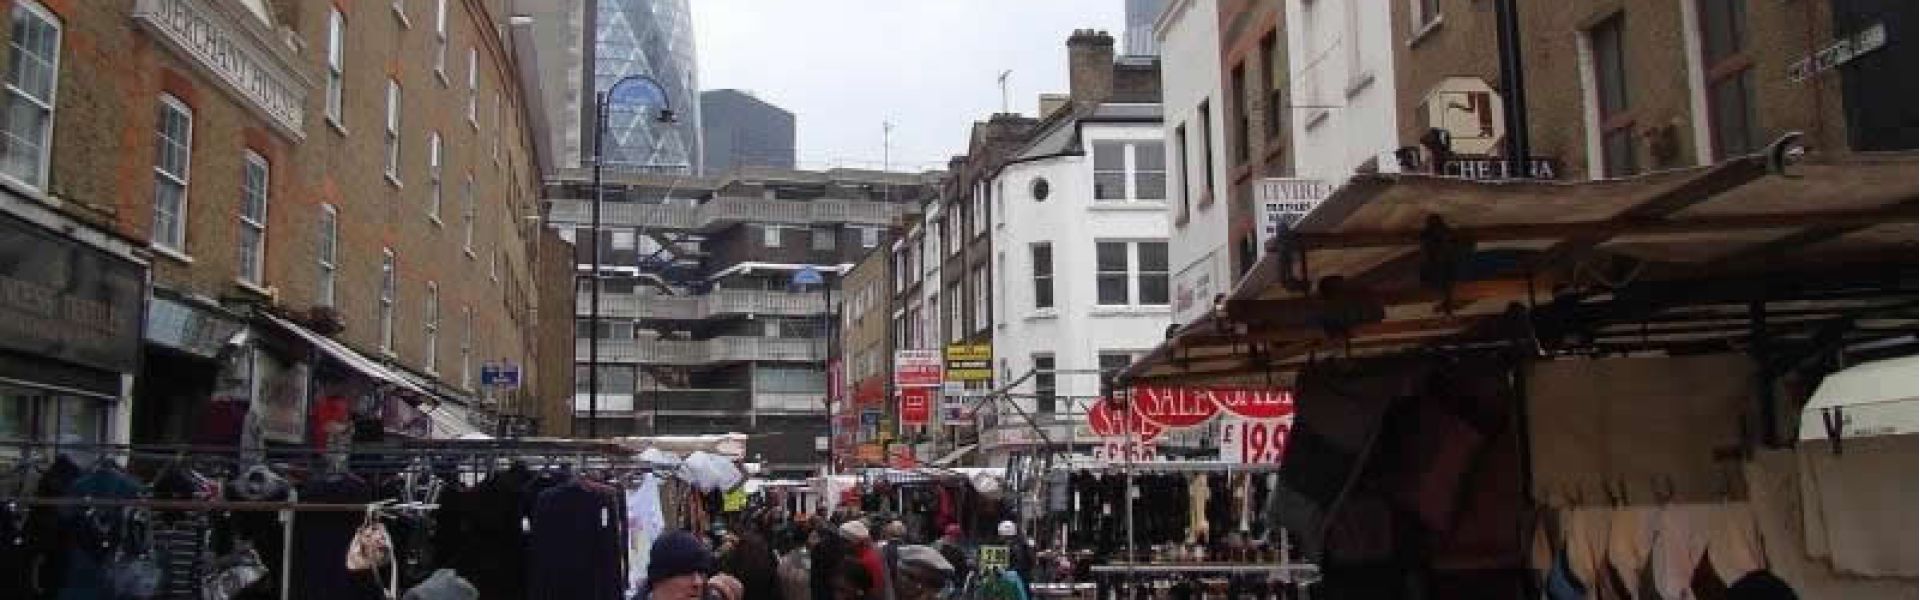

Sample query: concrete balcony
[578,289,832,320]
[546,196,911,231]
[579,336,826,365]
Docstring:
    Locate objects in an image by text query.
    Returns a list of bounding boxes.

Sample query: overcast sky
[692,0,1128,173]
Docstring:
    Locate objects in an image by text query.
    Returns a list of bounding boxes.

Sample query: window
[762,224,781,247]
[1198,101,1215,195]
[237,152,269,285]
[1096,241,1170,306]
[812,226,835,251]
[861,227,880,248]
[946,284,961,343]
[1700,0,1756,158]
[424,282,439,373]
[317,205,337,306]
[152,95,193,253]
[325,8,345,125]
[1135,141,1165,200]
[460,306,473,388]
[462,175,475,252]
[1231,63,1250,165]
[384,79,401,181]
[1030,177,1050,201]
[1174,124,1191,221]
[1344,0,1368,89]
[1590,15,1636,176]
[1411,0,1441,29]
[432,0,447,79]
[1030,243,1054,310]
[427,132,442,220]
[972,266,989,333]
[972,184,988,236]
[466,47,478,125]
[1093,141,1127,201]
[1098,352,1135,378]
[491,93,501,162]
[489,247,499,282]
[379,249,396,352]
[1032,354,1056,414]
[1263,33,1285,140]
[2,1,59,188]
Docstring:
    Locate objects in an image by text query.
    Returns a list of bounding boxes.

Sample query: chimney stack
[1067,29,1115,107]
[1037,93,1070,117]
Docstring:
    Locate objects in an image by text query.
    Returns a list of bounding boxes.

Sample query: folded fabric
[1608,507,1655,600]
[1565,507,1612,589]
[1650,505,1709,600]
[1706,503,1764,585]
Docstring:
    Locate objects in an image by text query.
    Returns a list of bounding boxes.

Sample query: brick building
[835,234,895,466]
[0,0,558,449]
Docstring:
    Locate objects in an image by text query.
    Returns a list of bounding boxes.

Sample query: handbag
[201,544,269,600]
[347,511,399,598]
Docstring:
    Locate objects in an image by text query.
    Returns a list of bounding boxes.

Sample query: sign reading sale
[1219,415,1293,465]
[899,387,933,426]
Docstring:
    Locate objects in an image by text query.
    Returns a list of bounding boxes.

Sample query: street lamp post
[588,75,676,438]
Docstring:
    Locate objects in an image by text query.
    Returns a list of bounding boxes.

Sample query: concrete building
[1156,0,1230,329]
[1124,0,1168,56]
[544,166,939,474]
[516,0,701,173]
[702,89,797,175]
[1285,0,1402,182]
[0,0,556,449]
[980,30,1170,465]
[1388,0,1915,180]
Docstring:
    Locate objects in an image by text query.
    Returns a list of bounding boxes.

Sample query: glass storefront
[0,381,110,453]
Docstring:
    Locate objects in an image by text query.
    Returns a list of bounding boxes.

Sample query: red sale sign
[899,387,933,426]
[1219,415,1293,465]
[1128,386,1223,429]
[1087,398,1163,441]
[1208,387,1295,420]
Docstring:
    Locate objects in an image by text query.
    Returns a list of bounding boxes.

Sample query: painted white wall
[1156,0,1231,329]
[1287,0,1401,182]
[992,120,1171,426]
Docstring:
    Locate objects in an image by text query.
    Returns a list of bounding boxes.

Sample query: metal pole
[1495,0,1532,177]
[588,91,605,438]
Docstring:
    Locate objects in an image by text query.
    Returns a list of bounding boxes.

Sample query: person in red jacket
[839,520,890,599]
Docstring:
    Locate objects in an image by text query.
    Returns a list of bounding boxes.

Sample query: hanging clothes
[528,477,626,600]
[1608,506,1656,600]
[1651,505,1711,600]
[626,474,667,591]
[1186,474,1210,544]
[291,473,382,600]
[56,461,142,600]
[454,465,533,599]
[1564,507,1612,590]
[1705,503,1764,585]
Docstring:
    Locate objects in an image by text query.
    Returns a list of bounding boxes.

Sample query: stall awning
[1125,148,1917,385]
[931,443,977,467]
[259,312,434,398]
[1800,355,1919,441]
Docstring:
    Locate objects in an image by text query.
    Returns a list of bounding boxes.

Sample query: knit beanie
[647,531,715,588]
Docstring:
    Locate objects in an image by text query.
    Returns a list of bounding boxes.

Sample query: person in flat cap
[890,546,955,600]
[647,531,715,600]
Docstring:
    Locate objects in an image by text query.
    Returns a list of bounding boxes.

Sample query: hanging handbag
[347,510,399,598]
[201,543,269,600]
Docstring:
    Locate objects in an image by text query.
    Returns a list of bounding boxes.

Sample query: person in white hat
[997,520,1035,591]
[891,546,954,600]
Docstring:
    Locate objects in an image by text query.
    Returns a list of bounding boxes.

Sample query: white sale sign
[1219,415,1293,465]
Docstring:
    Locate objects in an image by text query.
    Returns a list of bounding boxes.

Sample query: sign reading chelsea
[134,0,308,138]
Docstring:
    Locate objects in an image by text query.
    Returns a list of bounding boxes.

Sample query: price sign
[977,545,1009,575]
[1219,415,1292,465]
[1094,438,1160,462]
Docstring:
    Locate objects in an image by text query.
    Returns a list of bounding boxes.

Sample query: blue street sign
[480,363,521,388]
[792,266,824,288]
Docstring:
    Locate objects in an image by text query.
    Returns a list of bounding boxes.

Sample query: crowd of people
[637,506,1033,600]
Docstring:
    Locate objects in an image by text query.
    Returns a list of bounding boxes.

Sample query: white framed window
[491,92,501,162]
[812,226,835,251]
[325,8,345,126]
[460,306,473,388]
[946,284,962,343]
[384,79,401,182]
[427,131,442,220]
[860,227,880,249]
[1095,241,1170,306]
[379,249,396,353]
[972,266,989,333]
[2,0,60,189]
[1093,141,1167,202]
[466,46,478,126]
[432,0,448,80]
[423,281,439,373]
[317,204,338,306]
[462,174,475,253]
[1098,351,1138,377]
[971,184,987,236]
[489,247,499,282]
[761,224,781,247]
[152,95,193,253]
[1031,353,1056,413]
[1030,243,1053,309]
[237,152,269,285]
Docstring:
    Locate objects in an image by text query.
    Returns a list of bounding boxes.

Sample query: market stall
[1118,143,1917,598]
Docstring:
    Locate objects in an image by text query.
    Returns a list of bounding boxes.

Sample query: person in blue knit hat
[647,531,715,600]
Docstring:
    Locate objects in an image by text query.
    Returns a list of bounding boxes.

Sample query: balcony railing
[547,196,911,231]
[578,289,832,320]
[579,336,826,365]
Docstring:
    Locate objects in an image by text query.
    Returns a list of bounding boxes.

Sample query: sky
[692,0,1129,174]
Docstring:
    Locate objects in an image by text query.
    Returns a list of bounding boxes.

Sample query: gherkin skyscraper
[589,0,702,174]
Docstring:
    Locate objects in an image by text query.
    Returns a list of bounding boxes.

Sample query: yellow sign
[856,443,884,463]
[945,344,993,382]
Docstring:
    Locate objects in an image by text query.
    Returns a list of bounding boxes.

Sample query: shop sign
[1171,250,1225,327]
[1093,438,1160,463]
[1442,157,1561,181]
[1129,386,1223,429]
[132,0,309,138]
[978,545,1010,575]
[251,350,309,443]
[1790,23,1888,82]
[856,443,884,464]
[900,387,932,426]
[940,389,974,423]
[1205,387,1296,420]
[894,350,943,387]
[860,410,881,440]
[943,344,992,382]
[480,362,521,389]
[145,296,243,359]
[1087,397,1163,441]
[1254,178,1336,252]
[888,445,916,468]
[0,212,144,375]
[1219,414,1293,465]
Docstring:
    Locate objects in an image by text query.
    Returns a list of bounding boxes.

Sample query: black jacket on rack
[527,477,626,600]
[292,473,383,600]
[456,465,534,599]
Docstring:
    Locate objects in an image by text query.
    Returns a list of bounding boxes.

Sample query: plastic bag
[678,452,744,492]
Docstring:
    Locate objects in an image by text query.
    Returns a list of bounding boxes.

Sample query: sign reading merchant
[133,0,310,138]
[0,211,145,376]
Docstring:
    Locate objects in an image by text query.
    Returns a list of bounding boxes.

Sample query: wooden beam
[1531,157,1771,271]
[1227,278,1534,325]
[1177,315,1480,348]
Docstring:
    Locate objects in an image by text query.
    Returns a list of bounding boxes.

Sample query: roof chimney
[1037,93,1070,118]
[1067,29,1115,107]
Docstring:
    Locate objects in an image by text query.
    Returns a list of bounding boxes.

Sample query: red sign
[1219,415,1292,464]
[853,377,887,406]
[899,387,933,426]
[1129,386,1224,429]
[1205,387,1295,420]
[894,350,943,387]
[1087,398,1163,441]
[888,446,917,468]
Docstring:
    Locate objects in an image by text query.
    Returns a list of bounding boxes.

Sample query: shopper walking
[645,531,715,600]
[891,546,955,600]
[841,520,891,599]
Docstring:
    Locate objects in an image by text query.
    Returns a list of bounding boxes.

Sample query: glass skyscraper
[592,0,702,174]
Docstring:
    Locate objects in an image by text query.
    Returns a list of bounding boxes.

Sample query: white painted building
[985,103,1170,464]
[1155,0,1232,329]
[1286,0,1402,181]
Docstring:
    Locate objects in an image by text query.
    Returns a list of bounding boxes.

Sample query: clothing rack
[1054,461,1285,474]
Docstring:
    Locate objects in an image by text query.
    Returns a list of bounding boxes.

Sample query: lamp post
[588,75,677,438]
